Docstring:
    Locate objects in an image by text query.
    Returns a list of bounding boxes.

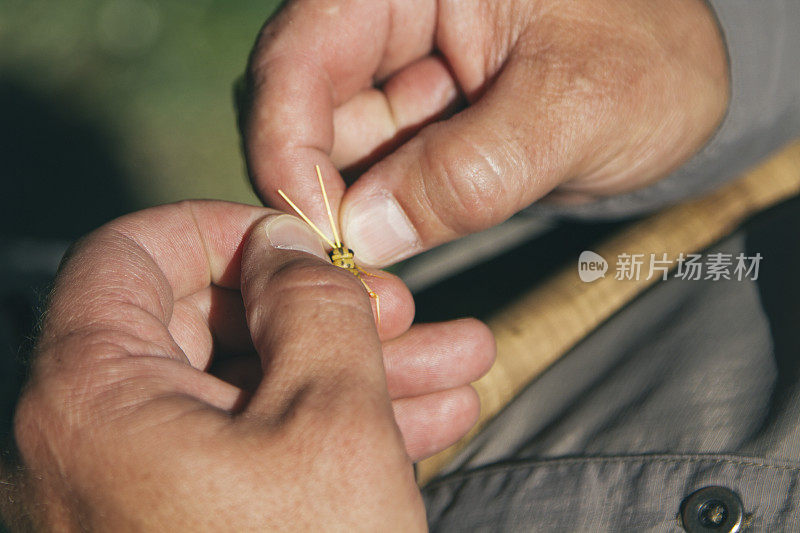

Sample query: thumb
[339,56,595,267]
[239,213,394,423]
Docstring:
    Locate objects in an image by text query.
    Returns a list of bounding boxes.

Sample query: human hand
[242,0,729,266]
[5,201,493,530]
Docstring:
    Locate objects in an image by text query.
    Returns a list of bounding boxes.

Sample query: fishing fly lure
[278,166,381,323]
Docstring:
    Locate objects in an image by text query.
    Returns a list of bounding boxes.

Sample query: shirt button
[681,486,745,533]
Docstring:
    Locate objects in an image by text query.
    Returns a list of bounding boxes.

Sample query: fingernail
[265,215,328,260]
[343,192,421,266]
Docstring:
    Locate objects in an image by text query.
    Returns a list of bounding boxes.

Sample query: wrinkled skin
[3,0,729,529]
[243,0,729,266]
[3,202,494,531]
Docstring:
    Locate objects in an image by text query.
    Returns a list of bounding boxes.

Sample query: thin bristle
[359,277,381,326]
[316,165,342,248]
[277,189,336,248]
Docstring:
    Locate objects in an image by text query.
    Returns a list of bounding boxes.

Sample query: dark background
[1,0,284,241]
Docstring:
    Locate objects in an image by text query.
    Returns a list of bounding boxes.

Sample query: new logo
[578,250,608,282]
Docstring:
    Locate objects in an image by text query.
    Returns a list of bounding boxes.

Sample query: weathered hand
[4,201,493,530]
[242,0,729,266]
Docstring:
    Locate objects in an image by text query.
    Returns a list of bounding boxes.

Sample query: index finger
[29,201,277,415]
[242,0,435,231]
[39,201,274,357]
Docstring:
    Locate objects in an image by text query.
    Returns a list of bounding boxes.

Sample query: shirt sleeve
[528,0,800,220]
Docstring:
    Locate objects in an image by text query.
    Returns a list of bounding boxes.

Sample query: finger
[392,386,480,462]
[383,319,495,399]
[169,267,413,371]
[340,0,731,268]
[39,201,278,361]
[168,286,253,369]
[353,268,415,341]
[339,51,595,267]
[331,56,461,171]
[239,214,396,420]
[28,202,283,418]
[207,318,495,400]
[243,0,436,231]
[195,356,485,462]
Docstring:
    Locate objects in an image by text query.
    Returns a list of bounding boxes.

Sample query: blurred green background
[1,0,282,239]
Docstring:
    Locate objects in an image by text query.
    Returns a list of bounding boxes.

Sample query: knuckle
[248,260,368,324]
[524,20,649,114]
[13,388,45,454]
[57,234,90,272]
[419,129,510,235]
[275,261,364,304]
[12,379,71,472]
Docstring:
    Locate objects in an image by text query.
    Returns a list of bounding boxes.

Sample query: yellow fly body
[277,166,381,324]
